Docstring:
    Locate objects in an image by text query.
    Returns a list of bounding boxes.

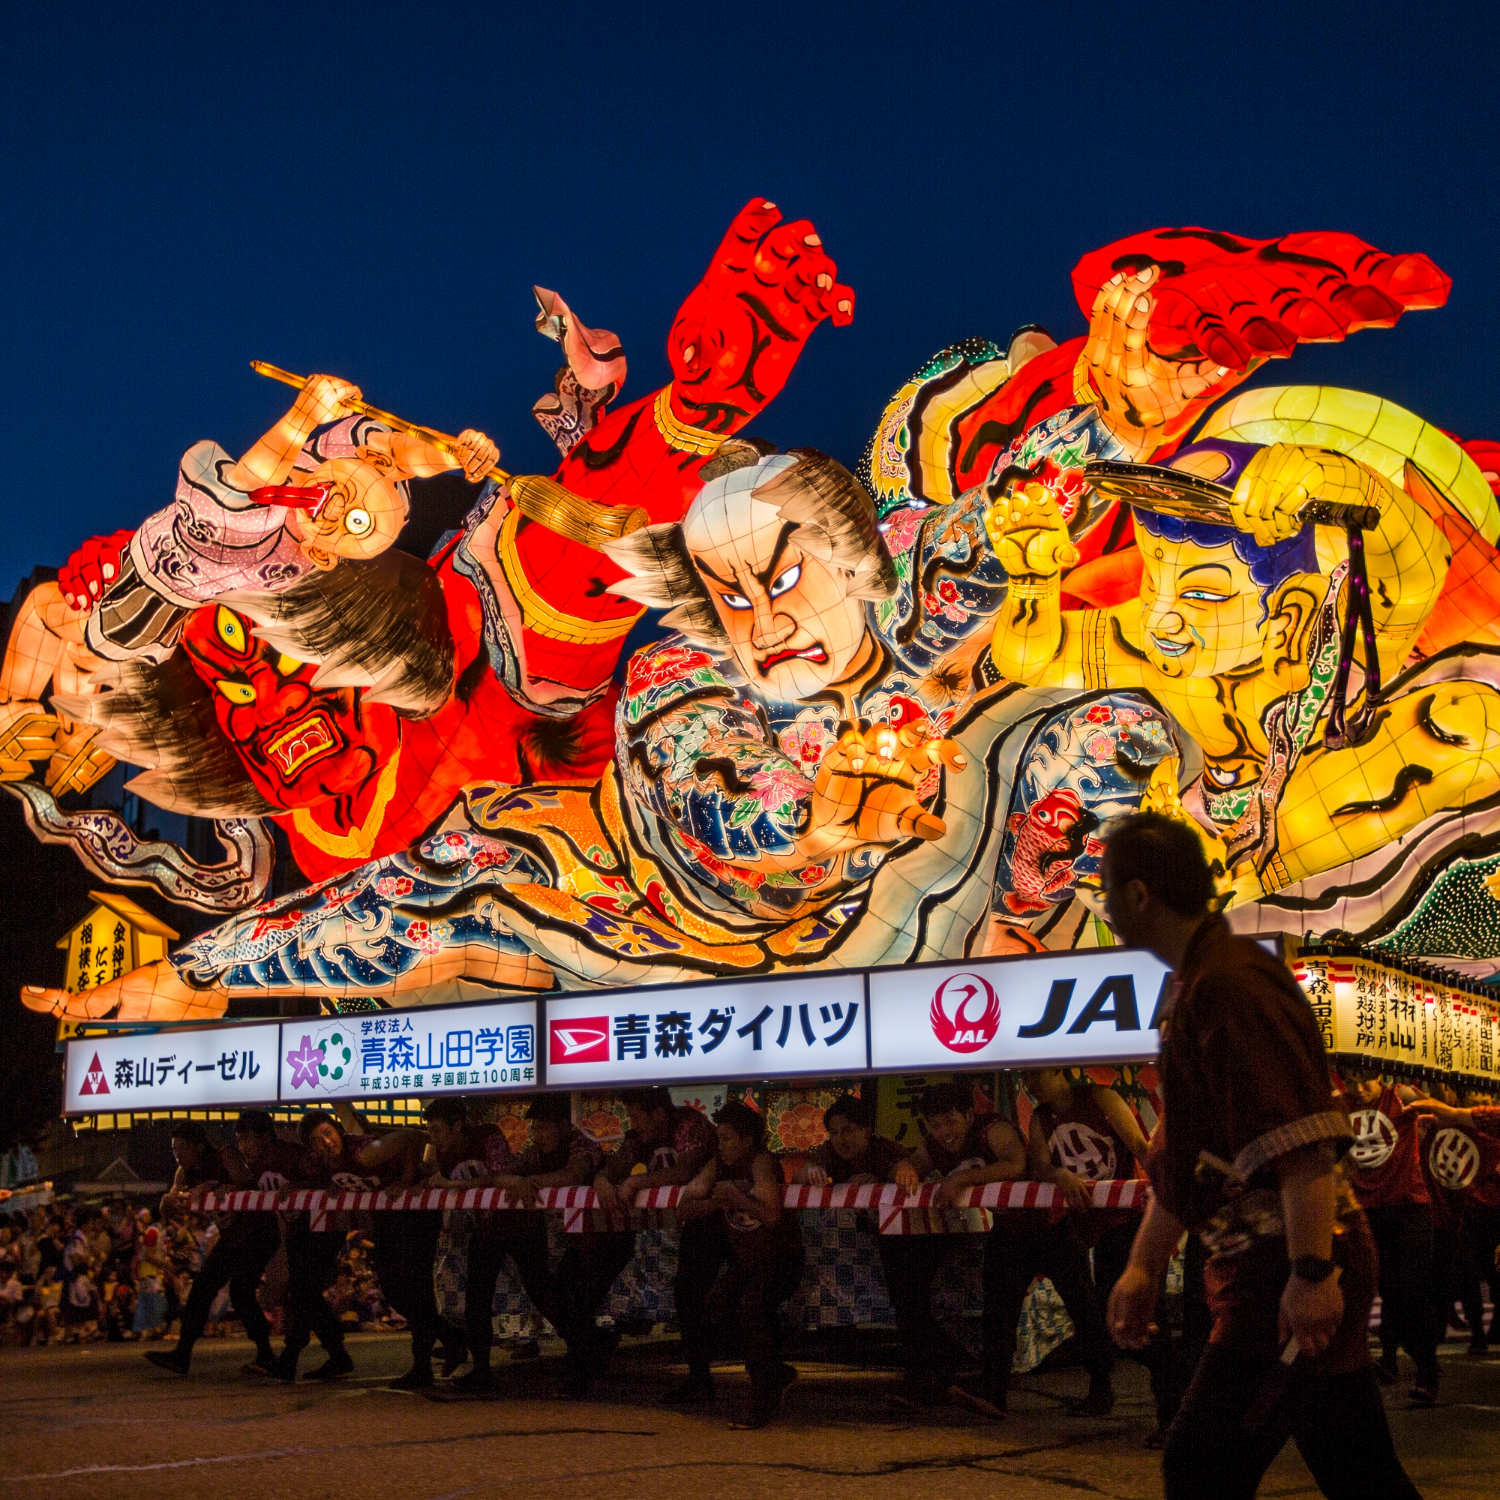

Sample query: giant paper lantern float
[5,206,1498,1089]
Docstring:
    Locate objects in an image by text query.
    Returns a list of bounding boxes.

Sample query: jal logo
[930,973,1002,1054]
[1017,975,1144,1037]
[549,1017,609,1065]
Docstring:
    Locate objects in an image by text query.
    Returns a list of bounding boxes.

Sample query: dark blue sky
[4,1,1496,587]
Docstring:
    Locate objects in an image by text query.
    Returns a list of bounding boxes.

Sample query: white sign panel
[544,973,867,1089]
[868,950,1169,1072]
[64,1024,280,1115]
[279,1001,539,1103]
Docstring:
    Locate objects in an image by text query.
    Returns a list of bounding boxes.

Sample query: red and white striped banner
[189,1178,1147,1232]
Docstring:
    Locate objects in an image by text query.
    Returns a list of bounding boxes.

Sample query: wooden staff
[251,361,646,549]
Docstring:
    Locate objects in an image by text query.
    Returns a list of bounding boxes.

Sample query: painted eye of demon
[343,507,373,537]
[216,680,257,705]
[769,563,801,599]
[718,590,753,612]
[215,605,250,654]
[276,652,304,676]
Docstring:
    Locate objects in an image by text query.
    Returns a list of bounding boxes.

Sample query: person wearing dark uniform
[1409,1091,1500,1354]
[669,1099,806,1428]
[793,1094,914,1398]
[431,1093,599,1395]
[554,1087,718,1397]
[1343,1071,1441,1401]
[1020,1067,1151,1416]
[145,1115,298,1377]
[275,1111,361,1383]
[422,1096,515,1381]
[900,1080,1116,1416]
[1103,812,1421,1500]
[336,1116,443,1389]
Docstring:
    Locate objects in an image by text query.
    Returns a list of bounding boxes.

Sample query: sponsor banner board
[279,1001,540,1103]
[867,950,1168,1073]
[544,973,867,1089]
[63,1023,280,1114]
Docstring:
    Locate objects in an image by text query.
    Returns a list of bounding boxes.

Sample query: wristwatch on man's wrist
[1291,1254,1337,1283]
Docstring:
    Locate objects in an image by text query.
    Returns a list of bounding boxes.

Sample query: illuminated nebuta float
[13,214,1500,1021]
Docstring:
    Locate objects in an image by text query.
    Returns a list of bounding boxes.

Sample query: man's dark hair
[713,1099,767,1149]
[526,1093,573,1126]
[297,1110,338,1145]
[824,1093,873,1131]
[618,1088,674,1114]
[233,1110,276,1138]
[1103,811,1216,917]
[423,1097,468,1127]
[919,1081,974,1119]
[170,1120,210,1147]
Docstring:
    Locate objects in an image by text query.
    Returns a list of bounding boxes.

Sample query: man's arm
[223,376,362,491]
[351,1128,425,1175]
[1228,444,1447,674]
[894,1143,931,1193]
[507,1142,600,1207]
[1094,1086,1151,1167]
[616,1141,716,1203]
[1277,1142,1343,1357]
[159,1165,189,1218]
[711,1153,783,1226]
[1027,1112,1094,1213]
[673,1157,721,1220]
[931,1122,1027,1206]
[1107,1194,1183,1349]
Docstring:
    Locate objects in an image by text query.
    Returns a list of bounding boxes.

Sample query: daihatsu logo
[549,1018,609,1064]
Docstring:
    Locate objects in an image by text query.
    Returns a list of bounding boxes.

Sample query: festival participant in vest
[884,1081,1039,1412]
[421,1096,516,1377]
[1020,1067,1149,1289]
[1407,1089,1500,1355]
[797,1092,909,1188]
[145,1115,297,1377]
[326,1112,446,1390]
[428,1094,598,1395]
[1103,813,1421,1500]
[1409,1084,1469,1363]
[1021,1068,1149,1404]
[275,1111,366,1383]
[670,1100,806,1428]
[792,1093,918,1398]
[554,1087,718,1398]
[1342,1069,1441,1402]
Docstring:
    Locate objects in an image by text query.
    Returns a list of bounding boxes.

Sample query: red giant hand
[59,530,133,611]
[1069,227,1450,455]
[666,198,855,432]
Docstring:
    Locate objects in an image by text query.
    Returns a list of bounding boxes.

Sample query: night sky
[4,1,1497,589]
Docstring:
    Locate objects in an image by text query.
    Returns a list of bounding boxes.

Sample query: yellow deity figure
[985,390,1500,898]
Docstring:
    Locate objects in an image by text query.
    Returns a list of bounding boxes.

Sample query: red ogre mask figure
[181,604,399,810]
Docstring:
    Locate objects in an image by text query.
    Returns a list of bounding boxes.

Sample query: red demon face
[181,604,398,809]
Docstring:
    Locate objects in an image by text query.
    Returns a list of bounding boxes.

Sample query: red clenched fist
[667,198,855,432]
[1072,226,1450,374]
[60,529,133,611]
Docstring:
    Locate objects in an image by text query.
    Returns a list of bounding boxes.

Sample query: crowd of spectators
[0,1201,392,1347]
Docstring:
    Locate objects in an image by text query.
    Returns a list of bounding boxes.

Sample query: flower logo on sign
[285,1035,323,1090]
[317,1029,353,1083]
[929,973,1001,1054]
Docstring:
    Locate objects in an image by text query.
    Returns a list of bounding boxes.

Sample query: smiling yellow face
[1139,535,1268,679]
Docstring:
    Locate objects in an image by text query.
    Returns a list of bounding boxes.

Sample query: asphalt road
[2,1332,1496,1499]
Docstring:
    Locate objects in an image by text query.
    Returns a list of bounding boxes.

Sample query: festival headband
[249,483,330,514]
